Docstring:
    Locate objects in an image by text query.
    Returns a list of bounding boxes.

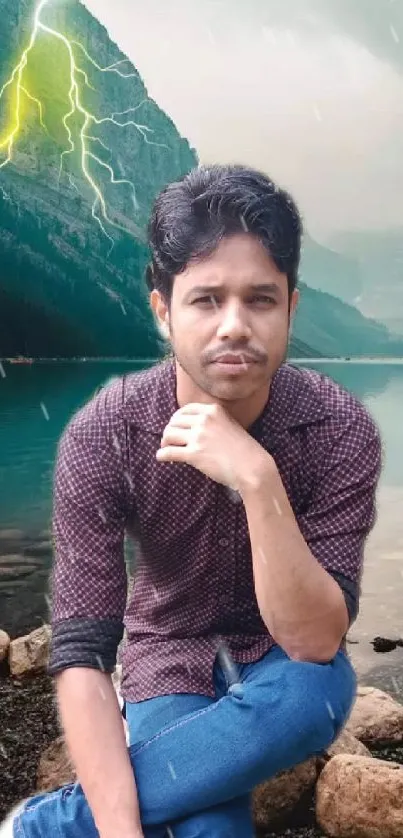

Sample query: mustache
[204,346,267,364]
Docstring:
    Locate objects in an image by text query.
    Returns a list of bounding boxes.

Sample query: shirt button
[218,537,229,547]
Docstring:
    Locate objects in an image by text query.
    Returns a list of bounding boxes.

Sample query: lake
[0,359,402,693]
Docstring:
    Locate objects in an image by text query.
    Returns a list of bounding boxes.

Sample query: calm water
[0,359,402,687]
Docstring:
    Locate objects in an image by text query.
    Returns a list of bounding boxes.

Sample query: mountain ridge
[1,0,402,359]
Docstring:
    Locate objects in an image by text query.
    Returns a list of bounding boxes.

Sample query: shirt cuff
[48,618,124,675]
[328,570,359,626]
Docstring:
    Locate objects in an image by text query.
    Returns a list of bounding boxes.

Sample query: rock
[24,541,52,558]
[0,629,10,662]
[316,754,403,837]
[0,561,40,580]
[112,664,129,744]
[36,736,76,792]
[346,686,403,745]
[323,728,371,761]
[112,663,122,690]
[0,554,34,566]
[9,625,51,677]
[252,758,318,829]
[0,529,24,541]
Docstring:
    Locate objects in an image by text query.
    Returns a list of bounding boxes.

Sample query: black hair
[145,164,302,303]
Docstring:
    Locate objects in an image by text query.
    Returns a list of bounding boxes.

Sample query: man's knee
[285,653,357,750]
[170,796,253,838]
[244,650,356,760]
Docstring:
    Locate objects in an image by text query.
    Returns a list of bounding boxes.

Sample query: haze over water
[0,358,402,690]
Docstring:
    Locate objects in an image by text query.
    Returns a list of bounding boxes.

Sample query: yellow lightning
[0,0,168,248]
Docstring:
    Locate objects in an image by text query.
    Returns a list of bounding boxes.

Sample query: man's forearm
[239,456,349,662]
[56,667,143,838]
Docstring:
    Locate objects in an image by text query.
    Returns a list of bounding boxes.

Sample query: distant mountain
[300,235,361,306]
[1,0,402,359]
[292,282,403,358]
[327,229,403,336]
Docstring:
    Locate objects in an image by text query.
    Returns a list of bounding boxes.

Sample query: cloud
[83,0,403,238]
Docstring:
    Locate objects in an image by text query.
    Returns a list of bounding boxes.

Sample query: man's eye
[251,296,275,304]
[193,297,217,305]
[191,295,275,305]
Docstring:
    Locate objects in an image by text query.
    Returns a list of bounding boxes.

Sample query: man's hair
[145,164,303,303]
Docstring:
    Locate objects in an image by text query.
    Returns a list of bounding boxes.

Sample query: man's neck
[174,359,271,430]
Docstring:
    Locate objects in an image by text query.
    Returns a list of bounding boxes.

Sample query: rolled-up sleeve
[48,383,129,675]
[298,409,382,625]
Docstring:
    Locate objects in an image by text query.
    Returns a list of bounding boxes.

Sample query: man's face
[151,233,299,408]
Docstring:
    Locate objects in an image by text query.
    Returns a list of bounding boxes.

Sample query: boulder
[316,754,403,837]
[0,628,10,662]
[252,758,318,829]
[346,686,403,745]
[36,736,76,792]
[9,625,51,677]
[323,728,371,761]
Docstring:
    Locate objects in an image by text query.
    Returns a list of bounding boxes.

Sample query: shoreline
[1,654,402,835]
[1,524,403,698]
[2,356,403,364]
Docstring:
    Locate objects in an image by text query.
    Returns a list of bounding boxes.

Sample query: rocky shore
[1,626,403,836]
[0,529,53,639]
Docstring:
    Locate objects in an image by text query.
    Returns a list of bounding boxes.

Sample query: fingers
[175,403,214,415]
[156,446,189,463]
[166,413,198,429]
[160,427,190,447]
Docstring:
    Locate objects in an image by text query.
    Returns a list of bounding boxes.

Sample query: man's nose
[216,303,252,341]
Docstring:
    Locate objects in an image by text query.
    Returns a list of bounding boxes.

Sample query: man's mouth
[213,353,257,364]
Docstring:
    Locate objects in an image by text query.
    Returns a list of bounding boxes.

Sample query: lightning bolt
[0,0,168,248]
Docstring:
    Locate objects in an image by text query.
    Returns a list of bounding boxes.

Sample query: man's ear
[290,288,299,320]
[150,289,171,339]
[159,320,170,339]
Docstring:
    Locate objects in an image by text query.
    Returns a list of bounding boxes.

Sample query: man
[10,165,381,838]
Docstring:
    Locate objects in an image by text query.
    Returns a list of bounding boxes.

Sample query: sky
[82,0,403,242]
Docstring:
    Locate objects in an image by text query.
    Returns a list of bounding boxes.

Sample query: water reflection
[0,359,402,686]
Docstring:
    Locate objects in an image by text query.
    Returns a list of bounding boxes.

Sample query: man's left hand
[156,402,268,491]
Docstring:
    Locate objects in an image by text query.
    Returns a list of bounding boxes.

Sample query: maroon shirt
[49,360,381,701]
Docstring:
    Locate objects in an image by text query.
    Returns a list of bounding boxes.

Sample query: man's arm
[56,668,142,838]
[238,412,381,663]
[49,385,143,838]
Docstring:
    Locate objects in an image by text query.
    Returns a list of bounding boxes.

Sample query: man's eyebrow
[183,282,281,301]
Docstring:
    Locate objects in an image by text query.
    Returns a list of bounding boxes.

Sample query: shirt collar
[122,359,331,437]
[259,363,331,438]
[122,358,178,435]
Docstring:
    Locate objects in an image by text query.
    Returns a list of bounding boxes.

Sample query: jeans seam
[13,813,25,838]
[129,697,225,757]
[13,789,70,838]
[314,657,356,745]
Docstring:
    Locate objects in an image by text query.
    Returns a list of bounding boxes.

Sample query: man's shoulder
[66,361,171,441]
[279,363,380,441]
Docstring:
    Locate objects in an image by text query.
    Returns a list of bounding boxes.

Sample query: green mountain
[300,235,361,307]
[0,0,197,357]
[327,229,403,337]
[0,0,402,360]
[292,281,403,358]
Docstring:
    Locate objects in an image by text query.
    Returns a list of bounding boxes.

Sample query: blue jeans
[12,646,356,837]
